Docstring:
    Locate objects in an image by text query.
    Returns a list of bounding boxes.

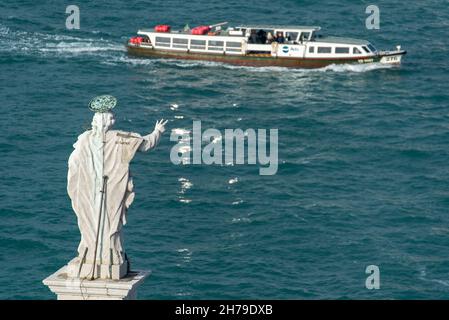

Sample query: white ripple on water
[176,248,192,264]
[178,177,193,194]
[231,217,252,224]
[178,177,193,203]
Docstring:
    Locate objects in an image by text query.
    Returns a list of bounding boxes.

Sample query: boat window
[173,38,188,49]
[367,44,377,52]
[155,36,171,47]
[300,32,310,42]
[226,41,242,52]
[191,39,206,50]
[309,46,315,53]
[208,40,224,51]
[208,40,224,47]
[226,41,241,47]
[335,47,350,54]
[317,46,332,54]
[191,40,206,45]
[173,38,188,44]
[353,47,362,54]
[286,32,298,42]
[362,46,370,53]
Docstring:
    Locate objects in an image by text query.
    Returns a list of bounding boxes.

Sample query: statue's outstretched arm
[139,119,168,152]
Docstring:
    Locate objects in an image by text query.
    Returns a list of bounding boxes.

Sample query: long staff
[90,175,108,280]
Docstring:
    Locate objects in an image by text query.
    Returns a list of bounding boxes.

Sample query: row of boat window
[309,46,372,54]
[155,36,242,51]
[155,36,375,55]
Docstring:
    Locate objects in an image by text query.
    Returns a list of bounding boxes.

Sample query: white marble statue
[65,96,167,280]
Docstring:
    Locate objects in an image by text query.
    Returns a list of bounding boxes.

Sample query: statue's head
[92,112,115,135]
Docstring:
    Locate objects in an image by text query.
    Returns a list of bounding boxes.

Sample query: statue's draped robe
[67,129,161,274]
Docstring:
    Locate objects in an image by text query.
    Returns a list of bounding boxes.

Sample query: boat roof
[314,36,370,45]
[236,25,321,31]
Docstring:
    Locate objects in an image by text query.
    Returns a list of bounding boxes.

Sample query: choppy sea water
[1,0,449,299]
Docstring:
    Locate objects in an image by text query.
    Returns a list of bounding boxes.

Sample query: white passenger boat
[127,23,406,68]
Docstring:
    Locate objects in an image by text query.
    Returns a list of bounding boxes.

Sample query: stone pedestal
[66,257,128,280]
[43,266,150,300]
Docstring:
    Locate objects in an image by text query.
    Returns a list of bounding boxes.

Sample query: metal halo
[88,95,117,113]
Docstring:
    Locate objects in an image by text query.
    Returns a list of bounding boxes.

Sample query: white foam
[171,128,191,135]
[178,177,193,193]
[0,24,124,58]
[231,217,251,223]
[320,62,394,73]
[39,41,124,54]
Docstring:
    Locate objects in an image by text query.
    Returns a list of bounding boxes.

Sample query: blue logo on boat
[282,46,289,53]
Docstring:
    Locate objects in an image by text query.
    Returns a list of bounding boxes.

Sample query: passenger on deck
[266,32,274,43]
[275,32,285,43]
[249,30,258,44]
[257,29,267,44]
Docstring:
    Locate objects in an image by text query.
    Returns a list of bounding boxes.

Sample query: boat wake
[320,63,394,73]
[108,55,394,74]
[0,24,124,58]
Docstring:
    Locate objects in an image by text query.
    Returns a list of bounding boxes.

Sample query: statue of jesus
[65,95,167,280]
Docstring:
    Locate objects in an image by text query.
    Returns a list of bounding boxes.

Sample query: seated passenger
[275,32,285,43]
[266,32,274,43]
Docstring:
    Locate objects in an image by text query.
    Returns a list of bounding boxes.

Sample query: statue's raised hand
[154,119,168,133]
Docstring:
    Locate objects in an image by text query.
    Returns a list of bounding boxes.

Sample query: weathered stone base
[66,257,128,280]
[43,266,150,300]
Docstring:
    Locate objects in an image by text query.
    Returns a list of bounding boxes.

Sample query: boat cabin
[133,23,378,59]
[230,25,320,54]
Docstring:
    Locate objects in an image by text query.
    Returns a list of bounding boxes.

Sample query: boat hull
[126,45,405,69]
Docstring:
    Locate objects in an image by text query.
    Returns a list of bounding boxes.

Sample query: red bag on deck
[129,37,141,44]
[155,25,171,32]
[191,26,211,35]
